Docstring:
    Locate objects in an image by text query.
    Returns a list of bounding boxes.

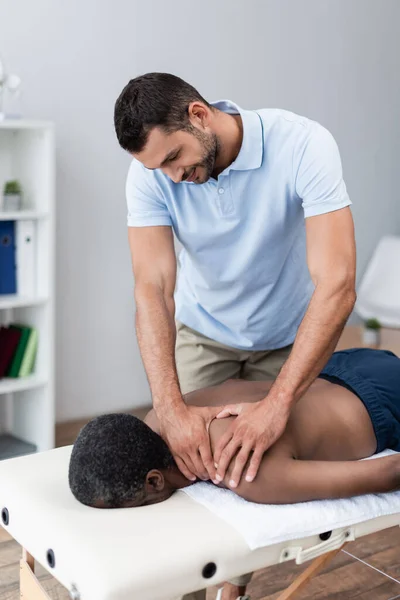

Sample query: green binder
[6,325,32,378]
[18,328,38,377]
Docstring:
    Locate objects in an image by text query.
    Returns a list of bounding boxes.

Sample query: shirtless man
[69,347,400,600]
[69,348,400,507]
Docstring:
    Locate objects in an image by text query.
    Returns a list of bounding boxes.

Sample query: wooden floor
[1,408,399,600]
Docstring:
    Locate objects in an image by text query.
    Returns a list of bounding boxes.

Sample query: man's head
[68,413,177,508]
[114,72,221,184]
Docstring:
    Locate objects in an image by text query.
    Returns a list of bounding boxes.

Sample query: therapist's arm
[272,206,357,398]
[129,226,179,407]
[129,226,216,482]
[214,207,356,486]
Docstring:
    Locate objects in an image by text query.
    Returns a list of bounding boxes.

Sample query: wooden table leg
[276,546,345,600]
[20,548,51,600]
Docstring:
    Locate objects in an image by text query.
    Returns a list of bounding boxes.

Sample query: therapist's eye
[169,151,181,162]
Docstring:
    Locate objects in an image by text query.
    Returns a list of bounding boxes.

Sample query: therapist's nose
[163,165,185,184]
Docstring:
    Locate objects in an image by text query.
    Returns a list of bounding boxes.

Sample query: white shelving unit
[0,120,55,457]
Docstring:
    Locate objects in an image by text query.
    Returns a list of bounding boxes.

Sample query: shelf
[0,375,47,396]
[0,210,49,221]
[0,118,54,454]
[0,434,36,460]
[0,295,48,310]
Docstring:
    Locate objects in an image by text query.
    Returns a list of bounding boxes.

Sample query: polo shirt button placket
[216,182,233,216]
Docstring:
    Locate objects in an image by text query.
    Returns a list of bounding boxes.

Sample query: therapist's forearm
[135,283,183,414]
[267,280,356,406]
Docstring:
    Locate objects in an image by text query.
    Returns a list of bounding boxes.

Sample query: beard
[185,127,220,183]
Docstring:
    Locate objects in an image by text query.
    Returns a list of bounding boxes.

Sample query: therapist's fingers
[199,442,217,482]
[215,438,241,483]
[245,448,264,483]
[229,443,254,488]
[213,428,234,466]
[181,447,207,479]
[188,449,208,481]
[174,455,196,482]
[216,404,242,419]
[185,452,205,480]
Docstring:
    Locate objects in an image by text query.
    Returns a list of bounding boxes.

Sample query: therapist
[114,72,356,489]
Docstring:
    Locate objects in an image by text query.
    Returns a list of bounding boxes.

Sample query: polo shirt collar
[210,99,263,172]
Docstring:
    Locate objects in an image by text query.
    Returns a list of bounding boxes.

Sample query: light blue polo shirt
[126,100,351,350]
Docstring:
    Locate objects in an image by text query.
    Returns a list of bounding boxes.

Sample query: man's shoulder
[255,109,336,164]
[256,107,318,136]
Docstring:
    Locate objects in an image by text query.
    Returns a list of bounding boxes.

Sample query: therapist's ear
[145,470,165,493]
[187,102,212,130]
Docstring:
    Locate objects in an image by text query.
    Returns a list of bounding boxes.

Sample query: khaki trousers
[175,321,292,394]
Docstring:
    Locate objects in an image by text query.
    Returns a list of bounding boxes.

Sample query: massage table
[1,446,399,600]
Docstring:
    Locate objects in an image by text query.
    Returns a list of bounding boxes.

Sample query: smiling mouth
[186,167,196,182]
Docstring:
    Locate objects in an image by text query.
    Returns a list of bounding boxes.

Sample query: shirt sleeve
[126,159,172,227]
[294,123,351,218]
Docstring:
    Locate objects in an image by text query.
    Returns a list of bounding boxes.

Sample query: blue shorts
[318,348,400,453]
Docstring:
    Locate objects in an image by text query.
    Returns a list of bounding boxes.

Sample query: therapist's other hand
[158,404,219,483]
[213,396,290,488]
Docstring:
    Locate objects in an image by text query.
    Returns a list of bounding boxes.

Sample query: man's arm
[129,225,216,481]
[130,225,180,415]
[229,453,400,504]
[215,208,356,487]
[271,206,356,401]
[214,208,356,487]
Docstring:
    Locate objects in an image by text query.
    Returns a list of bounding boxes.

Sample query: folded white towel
[180,450,400,550]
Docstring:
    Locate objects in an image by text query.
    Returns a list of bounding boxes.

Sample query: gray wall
[0,0,399,421]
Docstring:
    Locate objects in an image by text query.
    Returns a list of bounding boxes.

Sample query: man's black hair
[114,72,212,153]
[68,413,175,508]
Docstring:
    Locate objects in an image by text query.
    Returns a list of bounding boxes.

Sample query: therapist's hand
[158,404,219,483]
[213,395,291,488]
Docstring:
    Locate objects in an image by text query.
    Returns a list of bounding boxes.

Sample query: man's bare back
[146,376,400,504]
[185,377,377,460]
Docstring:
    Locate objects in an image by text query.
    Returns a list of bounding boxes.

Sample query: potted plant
[362,317,381,346]
[2,180,22,211]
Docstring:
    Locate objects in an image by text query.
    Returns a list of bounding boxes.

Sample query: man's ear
[145,470,165,493]
[187,101,212,130]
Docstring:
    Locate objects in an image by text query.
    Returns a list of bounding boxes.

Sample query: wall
[0,0,399,421]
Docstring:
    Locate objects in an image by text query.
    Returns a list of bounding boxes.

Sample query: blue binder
[0,220,17,295]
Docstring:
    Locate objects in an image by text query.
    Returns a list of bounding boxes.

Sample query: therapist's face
[133,103,220,184]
